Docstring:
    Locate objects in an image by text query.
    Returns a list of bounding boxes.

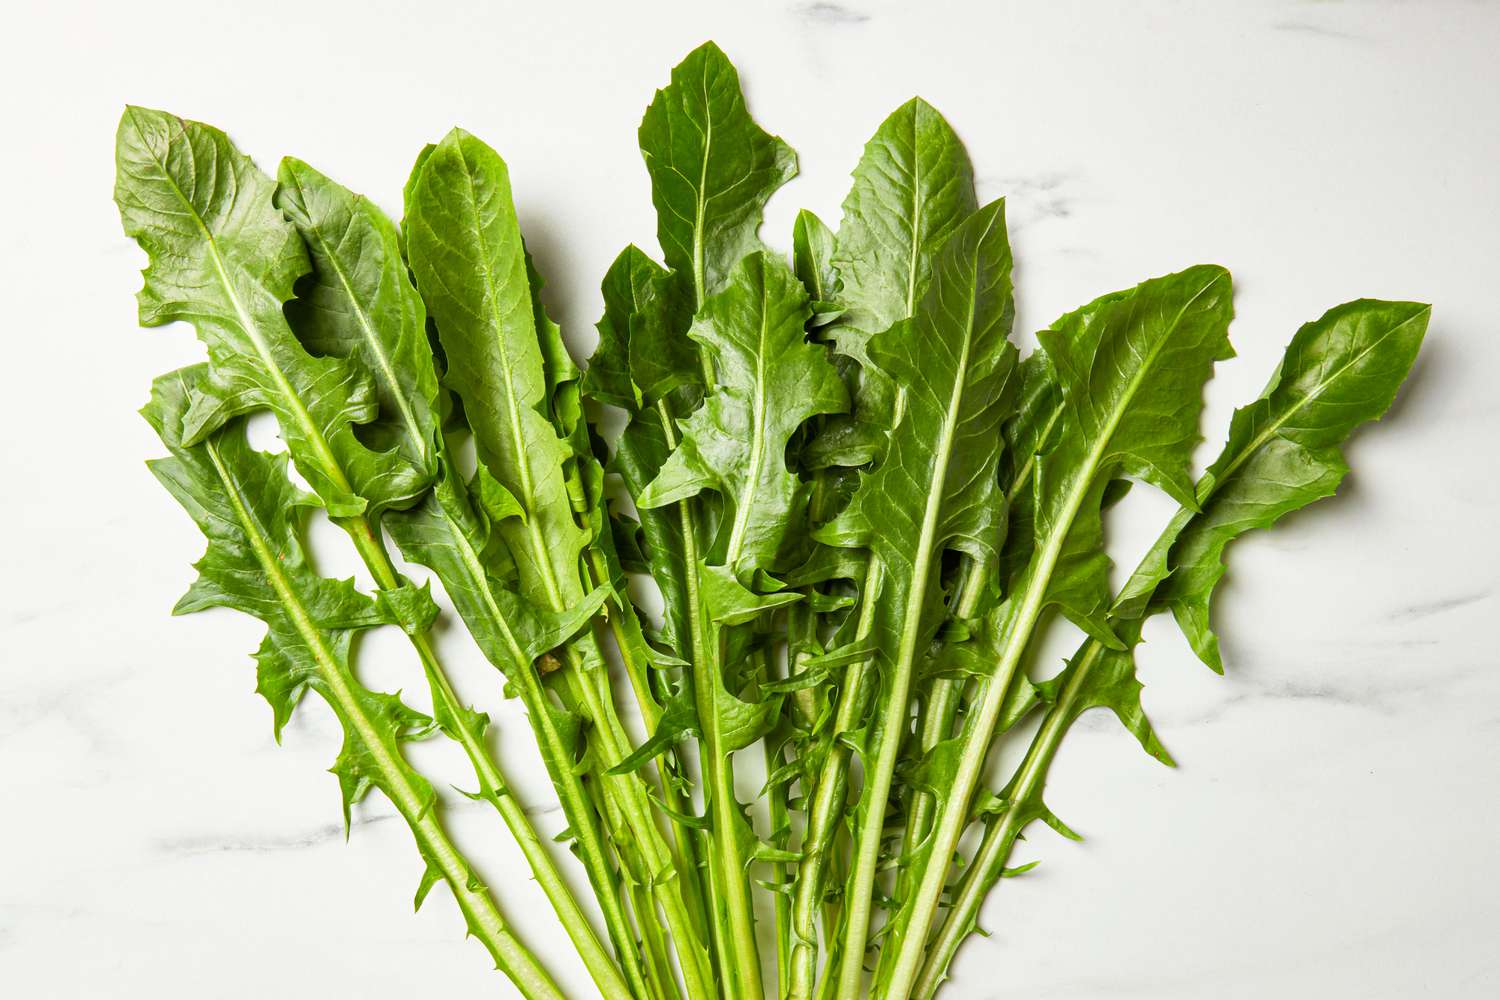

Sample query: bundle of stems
[116,41,1425,1000]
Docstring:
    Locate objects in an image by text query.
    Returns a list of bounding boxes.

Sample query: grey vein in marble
[980,172,1078,234]
[1271,20,1368,42]
[1388,590,1491,621]
[792,2,871,26]
[155,814,400,857]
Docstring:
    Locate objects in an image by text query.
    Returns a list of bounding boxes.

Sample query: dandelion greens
[116,42,1426,1000]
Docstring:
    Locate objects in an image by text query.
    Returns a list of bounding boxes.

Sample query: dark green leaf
[403,128,591,608]
[638,252,848,578]
[639,41,797,309]
[1161,299,1430,670]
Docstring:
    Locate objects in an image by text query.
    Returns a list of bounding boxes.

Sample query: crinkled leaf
[639,41,797,309]
[275,157,442,477]
[638,252,847,578]
[829,98,977,430]
[114,107,426,518]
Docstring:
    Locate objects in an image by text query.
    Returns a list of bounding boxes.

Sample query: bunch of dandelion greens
[115,40,1426,1000]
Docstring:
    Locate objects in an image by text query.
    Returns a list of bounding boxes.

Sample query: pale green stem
[558,635,717,1000]
[786,556,882,1000]
[894,557,988,910]
[657,397,764,1000]
[585,547,711,942]
[207,441,563,1000]
[343,517,638,999]
[911,644,1095,999]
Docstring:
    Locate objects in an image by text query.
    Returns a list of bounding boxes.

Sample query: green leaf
[821,201,1019,625]
[1161,299,1430,670]
[114,107,426,518]
[374,580,442,637]
[582,246,697,653]
[699,561,802,627]
[832,98,976,339]
[611,407,692,655]
[823,201,1020,988]
[792,208,837,304]
[1026,264,1235,638]
[1055,641,1174,765]
[276,151,595,759]
[608,694,702,775]
[584,246,660,410]
[639,41,797,309]
[828,98,977,430]
[143,364,435,809]
[331,685,442,832]
[1041,265,1236,506]
[638,251,848,578]
[275,157,442,477]
[876,265,1234,998]
[403,128,591,608]
[387,472,606,673]
[996,351,1064,579]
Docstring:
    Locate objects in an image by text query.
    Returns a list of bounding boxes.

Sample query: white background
[3,1,1497,997]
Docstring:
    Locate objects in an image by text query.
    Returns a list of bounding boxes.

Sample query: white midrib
[302,200,428,461]
[692,74,713,308]
[724,277,771,563]
[139,120,351,499]
[457,164,566,611]
[837,240,980,998]
[208,440,421,817]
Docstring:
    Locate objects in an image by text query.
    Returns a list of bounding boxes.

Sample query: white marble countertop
[3,1,1497,997]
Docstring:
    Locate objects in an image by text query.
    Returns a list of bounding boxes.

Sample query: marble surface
[3,1,1497,997]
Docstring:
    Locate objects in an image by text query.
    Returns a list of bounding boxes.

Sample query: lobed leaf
[1026,264,1235,639]
[638,251,848,578]
[143,365,435,820]
[1161,299,1430,670]
[639,41,797,309]
[115,107,427,518]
